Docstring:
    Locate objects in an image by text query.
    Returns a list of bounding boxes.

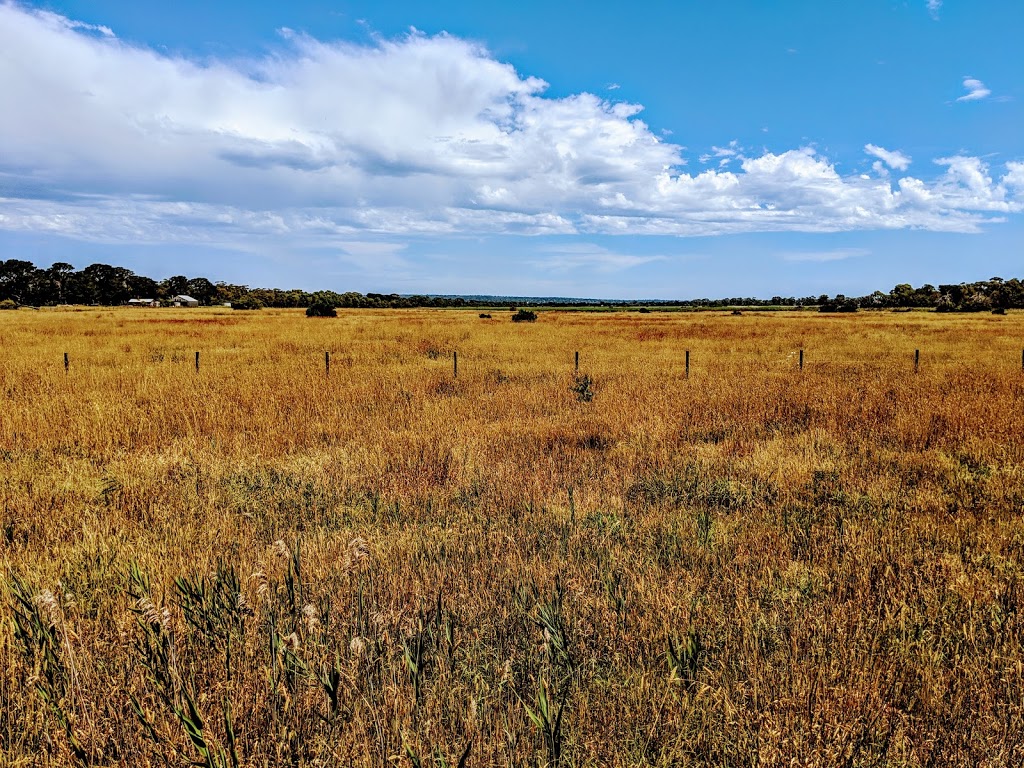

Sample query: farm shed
[127,298,159,307]
[171,295,200,307]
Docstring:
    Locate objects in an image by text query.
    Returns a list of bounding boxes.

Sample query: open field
[2,307,1024,767]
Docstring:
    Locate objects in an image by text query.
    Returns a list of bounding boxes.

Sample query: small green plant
[535,576,573,673]
[511,309,537,323]
[523,676,567,767]
[571,374,594,402]
[306,301,337,317]
[695,507,714,548]
[127,563,239,768]
[403,737,472,768]
[8,574,89,764]
[667,629,705,690]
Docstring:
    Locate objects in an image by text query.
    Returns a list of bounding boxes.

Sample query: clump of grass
[570,373,594,402]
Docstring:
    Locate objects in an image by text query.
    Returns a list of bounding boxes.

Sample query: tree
[0,260,39,303]
[77,264,134,305]
[231,295,263,310]
[128,274,160,298]
[185,278,217,305]
[159,275,190,298]
[45,262,75,304]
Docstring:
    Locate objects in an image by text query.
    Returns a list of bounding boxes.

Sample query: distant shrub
[819,302,858,313]
[638,307,651,314]
[731,310,743,316]
[306,301,338,318]
[479,313,492,319]
[0,299,17,310]
[231,295,263,310]
[992,307,1007,315]
[511,309,537,323]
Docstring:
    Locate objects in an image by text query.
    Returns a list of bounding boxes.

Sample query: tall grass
[1,306,1023,766]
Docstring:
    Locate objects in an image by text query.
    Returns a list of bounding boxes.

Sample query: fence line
[44,348,1024,378]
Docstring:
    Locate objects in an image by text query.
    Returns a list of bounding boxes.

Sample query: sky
[0,1,1022,299]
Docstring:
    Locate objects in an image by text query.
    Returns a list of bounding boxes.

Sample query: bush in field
[511,309,537,323]
[306,301,337,318]
[571,373,595,402]
[0,299,17,310]
[231,295,263,310]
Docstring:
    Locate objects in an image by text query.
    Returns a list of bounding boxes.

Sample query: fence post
[453,350,458,378]
[914,349,920,373]
[195,351,200,373]
[325,351,330,378]
[685,349,690,379]
[575,351,579,373]
[799,349,804,371]
[64,352,69,374]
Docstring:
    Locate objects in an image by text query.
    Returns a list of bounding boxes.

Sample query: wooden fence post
[325,351,330,377]
[575,351,579,373]
[195,351,200,373]
[799,349,804,371]
[453,350,458,378]
[685,350,690,379]
[64,352,69,374]
[914,349,920,373]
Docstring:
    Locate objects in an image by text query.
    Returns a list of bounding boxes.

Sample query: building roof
[171,295,198,302]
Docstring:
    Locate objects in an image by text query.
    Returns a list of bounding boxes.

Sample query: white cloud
[699,140,743,166]
[781,248,868,263]
[0,4,1021,249]
[957,77,992,102]
[927,0,942,20]
[865,144,911,171]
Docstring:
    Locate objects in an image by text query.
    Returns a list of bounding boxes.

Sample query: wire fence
[44,347,1024,379]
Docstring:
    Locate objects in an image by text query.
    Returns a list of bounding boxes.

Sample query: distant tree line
[1,259,1023,312]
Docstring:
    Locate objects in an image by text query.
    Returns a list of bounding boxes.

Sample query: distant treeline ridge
[1,259,1023,312]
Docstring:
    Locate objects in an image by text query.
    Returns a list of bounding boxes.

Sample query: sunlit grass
[1,307,1023,766]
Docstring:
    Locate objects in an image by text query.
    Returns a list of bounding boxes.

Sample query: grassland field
[1,307,1023,767]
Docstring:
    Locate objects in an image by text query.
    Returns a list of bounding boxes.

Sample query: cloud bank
[0,3,1022,250]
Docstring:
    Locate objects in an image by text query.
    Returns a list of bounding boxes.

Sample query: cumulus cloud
[927,0,942,20]
[865,144,911,172]
[0,3,1022,249]
[958,77,992,102]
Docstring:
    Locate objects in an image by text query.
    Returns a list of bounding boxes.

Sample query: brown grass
[1,306,1023,766]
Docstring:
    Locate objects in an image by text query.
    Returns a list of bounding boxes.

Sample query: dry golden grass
[1,306,1023,767]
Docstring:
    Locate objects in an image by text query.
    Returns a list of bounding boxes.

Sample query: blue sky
[1,1,1021,298]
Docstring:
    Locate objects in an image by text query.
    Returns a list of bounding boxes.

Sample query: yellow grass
[1,307,1023,766]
